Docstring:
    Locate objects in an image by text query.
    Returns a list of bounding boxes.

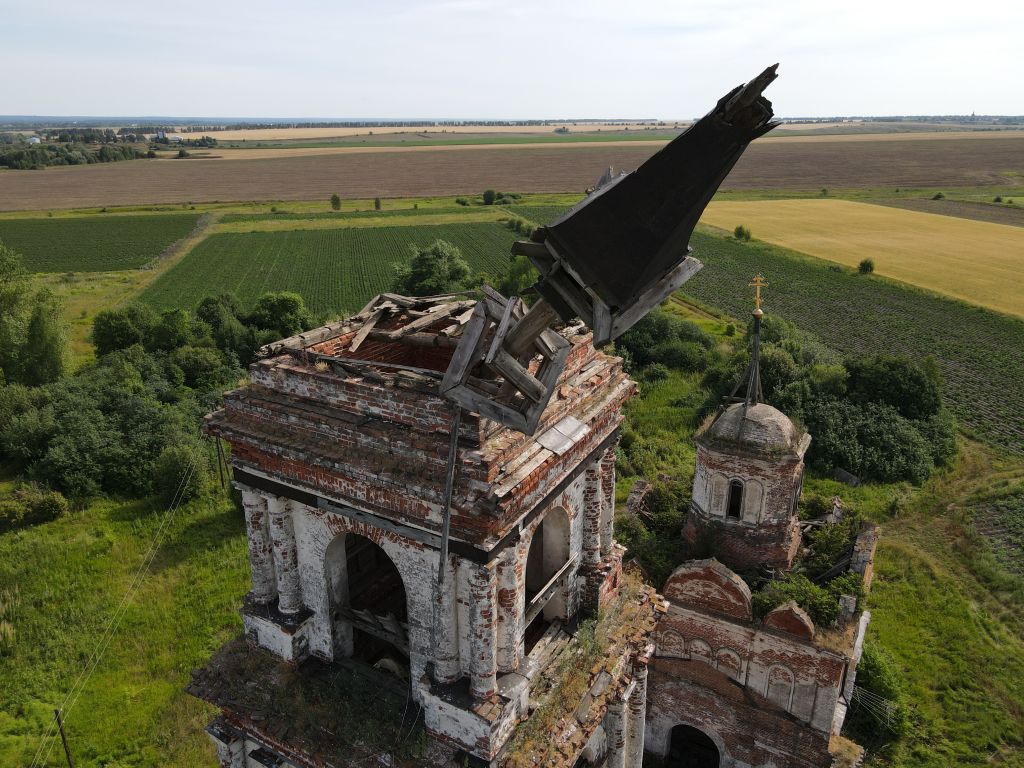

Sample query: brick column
[581,461,605,615]
[496,541,527,672]
[469,562,498,701]
[432,554,460,684]
[267,496,302,614]
[242,491,276,603]
[605,693,627,768]
[626,662,648,768]
[600,446,617,556]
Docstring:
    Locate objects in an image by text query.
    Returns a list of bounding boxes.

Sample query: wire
[30,443,203,768]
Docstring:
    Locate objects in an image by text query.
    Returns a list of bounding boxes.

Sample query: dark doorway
[666,724,720,768]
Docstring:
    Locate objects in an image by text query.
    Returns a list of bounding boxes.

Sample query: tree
[858,258,875,274]
[845,354,941,420]
[330,193,341,211]
[91,303,159,356]
[0,242,29,382]
[392,240,471,296]
[246,291,313,338]
[482,189,497,205]
[374,197,382,211]
[17,289,67,385]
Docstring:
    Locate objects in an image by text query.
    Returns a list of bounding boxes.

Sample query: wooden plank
[349,308,384,352]
[609,256,703,342]
[440,302,490,393]
[503,298,560,358]
[492,348,546,403]
[485,297,517,365]
[445,385,529,433]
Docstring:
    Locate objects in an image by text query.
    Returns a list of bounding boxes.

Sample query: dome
[700,402,803,455]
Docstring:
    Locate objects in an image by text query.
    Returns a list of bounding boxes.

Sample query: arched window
[726,480,744,519]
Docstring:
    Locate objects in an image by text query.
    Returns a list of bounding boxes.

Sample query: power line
[30,444,203,767]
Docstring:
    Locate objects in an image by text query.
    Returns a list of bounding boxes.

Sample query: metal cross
[748,274,768,310]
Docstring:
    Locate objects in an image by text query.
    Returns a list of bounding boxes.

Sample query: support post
[267,496,302,614]
[432,554,460,684]
[469,562,498,701]
[241,491,277,604]
[54,709,74,768]
[605,694,627,768]
[626,663,649,768]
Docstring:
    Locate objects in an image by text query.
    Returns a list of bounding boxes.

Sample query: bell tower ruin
[189,294,661,767]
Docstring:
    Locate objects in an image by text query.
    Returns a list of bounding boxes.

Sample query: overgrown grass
[0,491,249,767]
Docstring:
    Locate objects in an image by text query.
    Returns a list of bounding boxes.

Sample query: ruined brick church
[187,66,875,767]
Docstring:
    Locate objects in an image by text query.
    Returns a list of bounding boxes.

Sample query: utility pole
[54,709,74,768]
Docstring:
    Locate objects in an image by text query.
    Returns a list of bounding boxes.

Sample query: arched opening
[726,480,744,519]
[523,507,571,654]
[325,533,409,680]
[666,724,720,768]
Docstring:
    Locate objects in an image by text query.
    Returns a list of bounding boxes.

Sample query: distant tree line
[0,143,146,170]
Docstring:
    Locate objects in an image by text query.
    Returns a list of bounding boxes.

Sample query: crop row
[680,232,1024,455]
[0,214,200,273]
[140,221,520,315]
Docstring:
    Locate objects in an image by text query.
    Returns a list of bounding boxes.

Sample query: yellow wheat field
[700,199,1024,318]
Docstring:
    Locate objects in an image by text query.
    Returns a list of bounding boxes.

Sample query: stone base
[241,594,315,663]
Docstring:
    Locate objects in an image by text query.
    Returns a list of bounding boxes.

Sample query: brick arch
[688,638,713,664]
[715,647,743,681]
[657,629,686,658]
[663,720,728,767]
[662,559,753,620]
[766,663,796,710]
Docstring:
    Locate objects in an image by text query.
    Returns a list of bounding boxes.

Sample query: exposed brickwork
[646,657,833,768]
[195,296,651,767]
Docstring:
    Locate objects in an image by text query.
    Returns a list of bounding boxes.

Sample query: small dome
[700,402,802,455]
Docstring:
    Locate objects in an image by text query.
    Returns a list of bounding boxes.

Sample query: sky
[1,0,1021,119]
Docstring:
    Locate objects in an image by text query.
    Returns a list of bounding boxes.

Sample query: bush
[843,642,910,743]
[374,197,382,211]
[153,442,211,505]
[733,224,751,241]
[455,197,470,206]
[932,191,944,200]
[0,484,69,533]
[177,149,189,159]
[724,323,736,337]
[330,193,341,210]
[643,363,670,382]
[858,258,875,274]
[994,196,1003,203]
[482,189,497,205]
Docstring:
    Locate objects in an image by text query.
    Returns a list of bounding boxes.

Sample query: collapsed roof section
[208,292,633,552]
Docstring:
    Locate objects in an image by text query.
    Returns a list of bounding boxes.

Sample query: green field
[0,214,200,273]
[140,221,520,314]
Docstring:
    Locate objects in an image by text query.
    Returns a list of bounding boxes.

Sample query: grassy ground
[0,488,248,767]
[862,442,1024,767]
[699,199,1024,318]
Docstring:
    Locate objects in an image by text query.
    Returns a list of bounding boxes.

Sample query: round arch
[324,531,411,678]
[665,722,722,768]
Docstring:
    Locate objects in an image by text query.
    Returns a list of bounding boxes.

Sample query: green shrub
[0,500,25,533]
[153,443,211,505]
[858,258,875,274]
[993,195,1003,203]
[330,193,341,210]
[932,192,944,200]
[0,621,14,656]
[482,189,497,205]
[733,224,751,241]
[374,197,382,211]
[724,323,736,337]
[844,642,910,743]
[643,363,670,382]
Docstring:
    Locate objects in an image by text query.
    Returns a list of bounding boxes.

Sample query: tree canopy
[391,240,472,297]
